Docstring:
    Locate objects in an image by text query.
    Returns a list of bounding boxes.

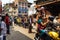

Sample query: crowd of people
[13,8,60,40]
[27,6,60,40]
[0,14,10,40]
[17,6,60,40]
[0,7,60,40]
[34,12,60,40]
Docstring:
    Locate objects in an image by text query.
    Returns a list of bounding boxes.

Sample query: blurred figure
[1,17,7,40]
[5,14,10,34]
[22,17,25,28]
[28,16,33,33]
[24,17,28,28]
[0,15,3,40]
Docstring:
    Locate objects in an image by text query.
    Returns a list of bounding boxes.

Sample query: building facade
[14,0,28,16]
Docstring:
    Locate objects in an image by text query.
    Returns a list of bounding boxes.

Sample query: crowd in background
[34,11,60,40]
[14,6,60,40]
[0,6,60,40]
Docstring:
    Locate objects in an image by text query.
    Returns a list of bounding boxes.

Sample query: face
[42,17,47,22]
[57,18,60,23]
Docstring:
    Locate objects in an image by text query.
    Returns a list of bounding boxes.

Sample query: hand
[56,26,60,30]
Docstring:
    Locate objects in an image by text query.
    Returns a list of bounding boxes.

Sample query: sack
[48,31,59,39]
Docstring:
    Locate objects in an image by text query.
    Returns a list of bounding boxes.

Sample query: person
[0,16,3,40]
[5,14,10,34]
[0,15,2,35]
[28,16,33,33]
[1,17,7,40]
[22,17,25,28]
[37,16,48,31]
[46,16,56,31]
[55,17,60,38]
[24,17,28,28]
[35,16,49,40]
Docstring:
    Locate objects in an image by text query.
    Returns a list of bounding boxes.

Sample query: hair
[6,14,8,16]
[38,16,42,19]
[1,17,5,21]
[48,17,54,21]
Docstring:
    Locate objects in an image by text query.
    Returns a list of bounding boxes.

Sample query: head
[38,16,42,19]
[1,16,5,21]
[29,15,32,18]
[42,17,47,22]
[48,16,54,21]
[57,18,60,23]
[6,14,8,16]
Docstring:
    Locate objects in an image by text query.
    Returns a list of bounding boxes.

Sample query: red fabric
[38,24,46,30]
[5,16,10,25]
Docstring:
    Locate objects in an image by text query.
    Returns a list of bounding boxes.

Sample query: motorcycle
[34,29,60,40]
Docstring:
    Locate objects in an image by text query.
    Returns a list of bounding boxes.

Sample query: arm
[56,26,60,30]
[41,22,48,26]
[41,19,49,26]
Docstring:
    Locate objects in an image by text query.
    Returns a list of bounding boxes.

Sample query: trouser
[29,24,32,33]
[6,24,10,34]
[25,23,28,28]
[0,35,3,40]
[3,36,6,40]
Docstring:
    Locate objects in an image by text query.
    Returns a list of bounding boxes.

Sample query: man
[28,16,33,33]
[5,14,10,34]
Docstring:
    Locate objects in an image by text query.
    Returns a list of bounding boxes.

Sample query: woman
[35,16,49,40]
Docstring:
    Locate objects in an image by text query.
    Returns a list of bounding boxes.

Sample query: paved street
[6,24,35,40]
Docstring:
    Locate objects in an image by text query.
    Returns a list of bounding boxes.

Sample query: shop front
[35,0,60,16]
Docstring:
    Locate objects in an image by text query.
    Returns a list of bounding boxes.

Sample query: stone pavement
[6,24,36,40]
